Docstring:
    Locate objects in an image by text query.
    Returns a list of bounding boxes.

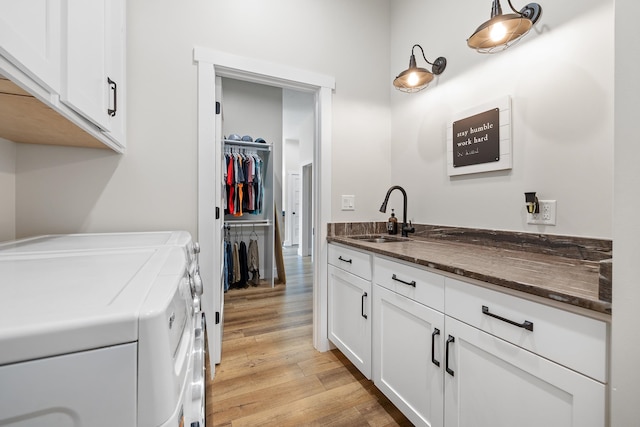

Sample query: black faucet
[379,185,415,238]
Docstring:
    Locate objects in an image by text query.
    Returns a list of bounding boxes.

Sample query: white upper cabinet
[0,0,126,151]
[64,0,114,133]
[0,0,62,93]
[63,0,107,129]
[104,0,126,145]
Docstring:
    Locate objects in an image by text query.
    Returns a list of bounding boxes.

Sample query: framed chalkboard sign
[446,96,512,176]
[452,108,500,167]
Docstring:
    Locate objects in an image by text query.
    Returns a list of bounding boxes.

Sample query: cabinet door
[103,0,126,146]
[64,0,110,131]
[0,0,61,92]
[328,265,371,379]
[373,284,444,427]
[443,316,605,427]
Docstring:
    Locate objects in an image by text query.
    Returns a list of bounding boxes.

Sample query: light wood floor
[206,247,412,427]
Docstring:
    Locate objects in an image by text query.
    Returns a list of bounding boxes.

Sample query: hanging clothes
[224,223,263,289]
[232,241,241,285]
[223,239,229,292]
[225,153,235,215]
[223,226,233,292]
[223,149,265,216]
[248,237,260,286]
[238,240,249,287]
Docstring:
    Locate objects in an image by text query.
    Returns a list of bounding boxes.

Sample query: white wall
[12,0,391,238]
[0,138,15,241]
[284,139,300,174]
[283,89,314,248]
[611,0,640,423]
[283,89,314,166]
[283,139,299,246]
[389,0,613,239]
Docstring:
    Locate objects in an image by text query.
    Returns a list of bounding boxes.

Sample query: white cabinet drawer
[328,244,372,280]
[445,277,608,383]
[374,256,444,313]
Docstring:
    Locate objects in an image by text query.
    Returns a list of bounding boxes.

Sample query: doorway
[194,48,336,377]
[284,171,301,248]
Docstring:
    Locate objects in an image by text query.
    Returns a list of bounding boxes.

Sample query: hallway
[207,247,411,426]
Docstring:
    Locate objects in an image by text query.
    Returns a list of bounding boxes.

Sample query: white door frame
[301,162,313,258]
[194,48,335,360]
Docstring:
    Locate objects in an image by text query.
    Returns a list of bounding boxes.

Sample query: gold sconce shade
[467,0,542,53]
[393,44,447,93]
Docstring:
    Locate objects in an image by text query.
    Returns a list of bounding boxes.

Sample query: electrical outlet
[341,195,355,211]
[527,200,556,225]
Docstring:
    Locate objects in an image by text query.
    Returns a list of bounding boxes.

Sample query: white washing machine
[0,232,206,427]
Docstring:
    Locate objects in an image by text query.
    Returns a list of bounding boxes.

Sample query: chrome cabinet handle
[431,328,441,367]
[482,305,534,331]
[338,256,352,264]
[392,274,416,287]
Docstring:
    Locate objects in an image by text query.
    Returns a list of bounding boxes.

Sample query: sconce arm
[411,44,447,76]
[506,1,543,23]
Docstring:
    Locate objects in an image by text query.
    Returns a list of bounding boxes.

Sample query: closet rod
[223,140,272,151]
[225,220,271,227]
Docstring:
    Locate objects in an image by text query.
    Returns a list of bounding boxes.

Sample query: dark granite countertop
[328,223,612,316]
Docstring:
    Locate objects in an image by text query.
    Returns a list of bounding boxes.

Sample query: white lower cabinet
[373,284,444,427]
[363,254,608,427]
[443,315,605,427]
[328,264,372,378]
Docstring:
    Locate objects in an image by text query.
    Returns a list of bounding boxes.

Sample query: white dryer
[0,232,206,427]
[0,231,204,312]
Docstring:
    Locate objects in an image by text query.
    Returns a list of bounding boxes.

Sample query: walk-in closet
[219,78,280,289]
[223,136,274,289]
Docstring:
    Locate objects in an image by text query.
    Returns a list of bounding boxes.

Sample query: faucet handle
[402,221,415,237]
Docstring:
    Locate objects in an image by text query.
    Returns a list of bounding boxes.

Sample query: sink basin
[349,235,410,243]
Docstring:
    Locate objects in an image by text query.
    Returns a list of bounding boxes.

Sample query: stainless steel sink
[349,235,410,243]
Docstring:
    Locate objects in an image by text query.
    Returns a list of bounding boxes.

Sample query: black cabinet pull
[431,328,440,367]
[107,77,117,117]
[482,305,534,331]
[361,292,368,319]
[445,335,455,376]
[338,256,352,264]
[392,274,416,287]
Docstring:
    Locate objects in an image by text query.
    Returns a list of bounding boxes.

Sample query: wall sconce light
[467,0,542,53]
[393,44,447,93]
[524,192,539,214]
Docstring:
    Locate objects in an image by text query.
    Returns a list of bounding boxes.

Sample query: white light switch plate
[341,195,355,211]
